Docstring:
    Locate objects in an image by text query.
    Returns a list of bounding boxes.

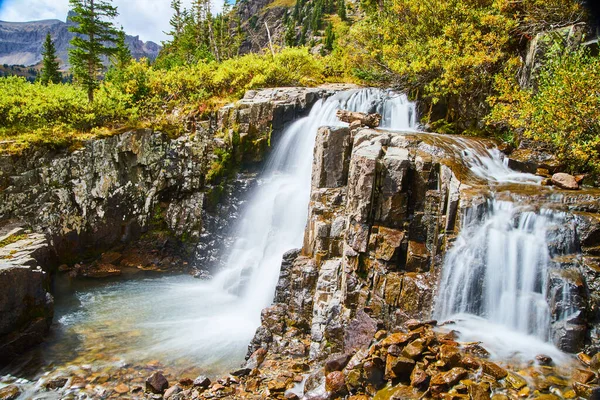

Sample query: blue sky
[0,0,224,43]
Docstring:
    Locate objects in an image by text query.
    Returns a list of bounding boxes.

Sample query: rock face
[250,123,600,373]
[0,16,160,68]
[0,227,54,365]
[0,86,342,264]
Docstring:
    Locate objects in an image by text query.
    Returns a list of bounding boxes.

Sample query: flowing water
[2,89,418,384]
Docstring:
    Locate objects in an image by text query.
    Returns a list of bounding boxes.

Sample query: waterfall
[434,199,573,360]
[212,89,417,317]
[127,88,419,373]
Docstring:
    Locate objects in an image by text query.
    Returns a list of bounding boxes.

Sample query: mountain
[0,13,160,68]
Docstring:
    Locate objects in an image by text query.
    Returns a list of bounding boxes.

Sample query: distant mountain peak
[0,14,161,67]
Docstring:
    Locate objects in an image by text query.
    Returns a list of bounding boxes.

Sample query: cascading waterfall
[434,198,573,360]
[92,88,419,373]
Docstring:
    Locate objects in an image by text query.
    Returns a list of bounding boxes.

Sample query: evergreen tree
[68,0,119,102]
[337,0,346,21]
[311,0,324,31]
[111,28,132,69]
[285,20,297,47]
[324,22,334,51]
[40,33,62,85]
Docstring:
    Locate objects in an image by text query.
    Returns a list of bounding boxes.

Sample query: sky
[0,0,224,43]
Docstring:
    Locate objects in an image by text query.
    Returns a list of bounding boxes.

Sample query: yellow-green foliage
[0,48,334,153]
[341,0,584,132]
[489,46,600,174]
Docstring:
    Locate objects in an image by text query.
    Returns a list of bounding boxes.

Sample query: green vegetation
[489,44,600,174]
[68,0,120,102]
[0,48,334,154]
[40,33,61,85]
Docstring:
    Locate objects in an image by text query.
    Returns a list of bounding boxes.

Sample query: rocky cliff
[0,16,160,67]
[245,122,600,398]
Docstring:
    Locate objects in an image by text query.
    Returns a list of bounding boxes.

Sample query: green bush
[489,45,600,174]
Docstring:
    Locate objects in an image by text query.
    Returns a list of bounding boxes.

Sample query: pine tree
[324,22,334,51]
[40,33,62,85]
[68,0,119,102]
[285,20,297,47]
[337,0,347,21]
[111,28,132,69]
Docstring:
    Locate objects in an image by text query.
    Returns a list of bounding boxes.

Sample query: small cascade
[434,199,575,360]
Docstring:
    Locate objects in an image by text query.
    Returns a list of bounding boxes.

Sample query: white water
[434,200,572,361]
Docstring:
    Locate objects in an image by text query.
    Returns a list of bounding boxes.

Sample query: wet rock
[505,372,527,390]
[463,343,490,359]
[410,366,429,388]
[551,173,579,190]
[344,309,378,353]
[535,354,553,366]
[324,353,351,373]
[572,368,596,384]
[336,110,382,128]
[439,344,461,366]
[114,383,129,394]
[385,355,416,380]
[402,338,426,359]
[430,367,468,387]
[46,377,68,390]
[468,382,491,400]
[325,371,346,394]
[245,347,267,370]
[164,385,182,399]
[573,382,600,398]
[480,360,508,380]
[0,385,20,400]
[193,375,211,388]
[146,372,169,394]
[267,379,288,392]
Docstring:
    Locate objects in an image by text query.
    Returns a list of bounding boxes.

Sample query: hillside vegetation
[1,0,598,174]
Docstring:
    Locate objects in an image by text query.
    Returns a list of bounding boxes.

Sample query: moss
[0,233,27,248]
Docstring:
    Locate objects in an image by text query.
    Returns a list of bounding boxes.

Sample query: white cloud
[0,0,224,43]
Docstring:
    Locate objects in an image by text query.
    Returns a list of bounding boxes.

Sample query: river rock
[193,375,211,388]
[0,385,20,400]
[551,173,580,190]
[146,372,169,394]
[325,371,346,394]
[164,385,182,399]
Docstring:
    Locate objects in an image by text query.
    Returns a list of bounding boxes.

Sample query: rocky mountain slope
[0,13,160,67]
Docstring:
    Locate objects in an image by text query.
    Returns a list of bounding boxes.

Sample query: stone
[267,379,287,392]
[336,110,382,128]
[146,372,169,394]
[245,347,267,370]
[405,241,430,272]
[193,375,211,388]
[410,366,429,388]
[325,371,346,394]
[164,385,182,399]
[0,385,20,400]
[324,353,351,373]
[402,338,426,359]
[344,309,378,352]
[380,332,419,347]
[430,368,468,387]
[480,360,507,380]
[505,372,527,390]
[385,355,416,380]
[46,377,68,390]
[551,173,579,190]
[439,344,461,366]
[572,369,596,385]
[312,127,352,189]
[114,384,129,394]
[468,382,491,400]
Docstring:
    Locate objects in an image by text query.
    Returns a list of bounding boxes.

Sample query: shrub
[488,45,600,174]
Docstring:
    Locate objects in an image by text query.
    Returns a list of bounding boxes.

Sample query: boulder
[336,110,382,128]
[193,375,211,389]
[146,372,169,394]
[0,385,20,400]
[551,173,579,190]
